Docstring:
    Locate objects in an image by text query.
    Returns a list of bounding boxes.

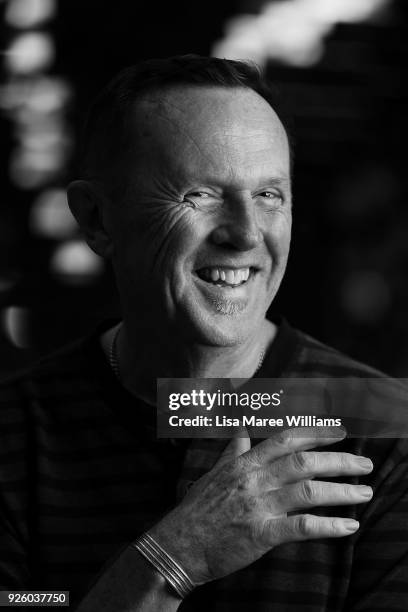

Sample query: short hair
[78,54,293,196]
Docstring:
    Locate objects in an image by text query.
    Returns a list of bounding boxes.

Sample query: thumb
[215,427,251,467]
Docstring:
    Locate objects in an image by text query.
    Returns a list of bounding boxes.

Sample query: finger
[214,427,251,468]
[268,480,373,514]
[241,426,346,466]
[258,452,373,488]
[264,514,360,546]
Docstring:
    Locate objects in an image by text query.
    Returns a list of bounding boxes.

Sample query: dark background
[1,0,408,377]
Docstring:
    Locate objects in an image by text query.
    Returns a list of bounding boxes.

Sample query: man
[1,55,407,611]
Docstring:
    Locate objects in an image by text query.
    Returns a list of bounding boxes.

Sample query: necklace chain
[256,349,265,373]
[108,323,266,382]
[108,324,122,382]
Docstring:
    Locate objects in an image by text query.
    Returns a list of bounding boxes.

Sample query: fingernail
[358,485,373,498]
[357,457,373,470]
[343,519,359,532]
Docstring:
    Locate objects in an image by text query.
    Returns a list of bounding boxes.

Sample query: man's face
[108,85,292,346]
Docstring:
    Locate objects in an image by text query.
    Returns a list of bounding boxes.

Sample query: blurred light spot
[8,108,72,189]
[50,240,104,283]
[5,33,55,74]
[15,116,71,154]
[0,77,72,113]
[30,189,77,238]
[27,78,71,113]
[341,271,391,323]
[305,0,390,23]
[213,7,328,67]
[213,15,269,65]
[5,0,56,28]
[2,306,31,348]
[212,0,391,67]
[9,146,69,189]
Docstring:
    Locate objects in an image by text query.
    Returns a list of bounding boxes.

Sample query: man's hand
[150,427,373,585]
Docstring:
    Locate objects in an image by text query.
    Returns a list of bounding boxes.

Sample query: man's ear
[67,180,113,259]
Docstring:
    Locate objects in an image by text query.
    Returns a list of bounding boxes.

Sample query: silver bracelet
[132,532,195,599]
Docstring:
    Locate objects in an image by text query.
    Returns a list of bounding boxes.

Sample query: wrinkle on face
[122,196,195,268]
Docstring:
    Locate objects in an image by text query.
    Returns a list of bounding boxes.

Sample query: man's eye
[259,191,282,201]
[185,192,210,199]
[182,192,213,207]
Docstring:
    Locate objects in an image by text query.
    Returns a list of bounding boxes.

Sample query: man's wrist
[131,533,195,600]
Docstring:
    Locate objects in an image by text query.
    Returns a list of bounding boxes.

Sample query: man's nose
[210,196,262,251]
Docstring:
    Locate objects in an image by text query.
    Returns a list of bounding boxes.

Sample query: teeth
[198,267,251,286]
[225,270,235,284]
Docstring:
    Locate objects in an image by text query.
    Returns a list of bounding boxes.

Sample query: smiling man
[72,77,292,386]
[1,56,408,611]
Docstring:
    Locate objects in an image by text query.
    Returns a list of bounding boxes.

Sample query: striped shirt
[0,319,408,610]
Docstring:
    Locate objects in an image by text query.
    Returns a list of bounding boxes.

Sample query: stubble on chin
[210,298,248,316]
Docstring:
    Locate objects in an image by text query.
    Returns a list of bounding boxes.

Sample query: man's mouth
[195,266,254,287]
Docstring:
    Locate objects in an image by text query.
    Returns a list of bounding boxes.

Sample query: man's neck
[101,318,277,404]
